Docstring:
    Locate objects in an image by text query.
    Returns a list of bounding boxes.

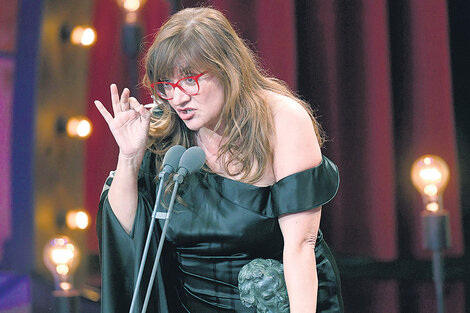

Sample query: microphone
[141,146,205,312]
[129,145,185,313]
[160,145,186,176]
[153,145,186,218]
[173,146,206,182]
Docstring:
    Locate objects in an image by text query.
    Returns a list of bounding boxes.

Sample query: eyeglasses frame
[151,71,207,100]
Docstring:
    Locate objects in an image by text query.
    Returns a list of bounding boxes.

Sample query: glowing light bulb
[124,0,140,11]
[116,0,147,12]
[66,116,92,139]
[43,236,80,291]
[411,154,450,211]
[70,26,97,46]
[66,210,91,230]
[426,202,440,212]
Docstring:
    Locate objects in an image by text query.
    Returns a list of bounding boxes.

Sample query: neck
[196,127,224,155]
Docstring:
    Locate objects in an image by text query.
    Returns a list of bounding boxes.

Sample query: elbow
[283,230,319,268]
[303,231,318,250]
[285,231,318,253]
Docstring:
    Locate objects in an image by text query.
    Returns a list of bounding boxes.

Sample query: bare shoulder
[265,91,322,181]
[268,92,312,125]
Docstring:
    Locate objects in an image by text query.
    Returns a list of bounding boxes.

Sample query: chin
[183,119,216,132]
[182,120,201,131]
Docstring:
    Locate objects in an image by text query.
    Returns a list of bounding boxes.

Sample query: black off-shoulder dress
[97,151,343,313]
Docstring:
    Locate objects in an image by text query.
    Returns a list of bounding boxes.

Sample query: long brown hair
[142,7,324,184]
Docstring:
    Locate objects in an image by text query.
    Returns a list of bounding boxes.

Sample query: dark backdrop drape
[86,0,463,261]
[296,0,462,260]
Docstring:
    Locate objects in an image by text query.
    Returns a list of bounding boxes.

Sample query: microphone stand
[141,172,186,313]
[128,170,169,313]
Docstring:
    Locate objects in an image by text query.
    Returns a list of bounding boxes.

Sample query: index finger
[110,84,121,115]
[94,100,114,125]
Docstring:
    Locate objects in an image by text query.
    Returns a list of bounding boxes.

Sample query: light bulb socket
[54,289,80,313]
[56,211,67,230]
[421,209,452,251]
[59,24,72,42]
[56,116,67,134]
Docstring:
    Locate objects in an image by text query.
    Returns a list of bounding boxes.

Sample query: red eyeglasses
[151,72,207,100]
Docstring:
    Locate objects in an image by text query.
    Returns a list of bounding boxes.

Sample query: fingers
[130,97,151,120]
[94,100,114,125]
[129,96,141,110]
[120,88,130,111]
[110,84,121,115]
[110,84,131,111]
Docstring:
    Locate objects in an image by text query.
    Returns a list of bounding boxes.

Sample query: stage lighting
[66,210,91,230]
[56,116,93,139]
[411,155,450,208]
[43,236,81,312]
[116,0,147,12]
[43,236,80,291]
[66,116,92,139]
[60,24,97,47]
[411,154,451,313]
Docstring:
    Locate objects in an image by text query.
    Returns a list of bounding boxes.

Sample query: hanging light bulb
[66,210,91,230]
[60,24,97,47]
[66,116,93,139]
[116,0,147,12]
[410,155,452,313]
[70,26,97,46]
[43,236,80,291]
[116,0,147,24]
[410,154,450,211]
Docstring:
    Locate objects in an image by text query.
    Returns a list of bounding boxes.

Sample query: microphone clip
[158,170,171,181]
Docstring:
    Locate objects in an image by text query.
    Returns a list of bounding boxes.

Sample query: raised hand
[94,84,151,159]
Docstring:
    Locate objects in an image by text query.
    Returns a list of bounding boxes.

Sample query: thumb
[130,97,151,119]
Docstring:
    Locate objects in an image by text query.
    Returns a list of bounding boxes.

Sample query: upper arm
[270,96,323,245]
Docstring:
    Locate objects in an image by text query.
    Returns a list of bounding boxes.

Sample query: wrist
[116,151,145,173]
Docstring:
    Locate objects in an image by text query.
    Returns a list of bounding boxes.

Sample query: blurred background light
[70,26,97,46]
[66,116,93,139]
[43,236,80,291]
[66,210,91,230]
[60,24,97,47]
[116,0,147,12]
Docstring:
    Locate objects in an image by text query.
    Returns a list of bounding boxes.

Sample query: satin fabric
[97,151,343,312]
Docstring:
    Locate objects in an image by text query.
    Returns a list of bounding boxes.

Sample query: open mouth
[177,108,196,120]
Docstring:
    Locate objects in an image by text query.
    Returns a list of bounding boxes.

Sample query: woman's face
[167,71,225,132]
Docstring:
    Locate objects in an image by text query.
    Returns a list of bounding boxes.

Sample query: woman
[95,7,343,313]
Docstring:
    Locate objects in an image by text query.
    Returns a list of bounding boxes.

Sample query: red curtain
[296,0,463,260]
[297,0,398,261]
[85,0,171,251]
[85,0,463,260]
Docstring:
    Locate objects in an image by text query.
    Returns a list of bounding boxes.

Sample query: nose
[171,86,190,106]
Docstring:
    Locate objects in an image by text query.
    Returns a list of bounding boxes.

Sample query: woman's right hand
[94,84,151,159]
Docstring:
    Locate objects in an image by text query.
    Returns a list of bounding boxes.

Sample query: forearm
[283,245,318,313]
[107,152,144,233]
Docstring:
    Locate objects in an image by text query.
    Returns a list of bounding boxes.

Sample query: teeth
[183,109,193,113]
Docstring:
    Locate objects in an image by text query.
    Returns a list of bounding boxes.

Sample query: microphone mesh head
[163,145,186,172]
[179,146,206,174]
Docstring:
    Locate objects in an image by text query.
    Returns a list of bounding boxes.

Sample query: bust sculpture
[238,258,290,313]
